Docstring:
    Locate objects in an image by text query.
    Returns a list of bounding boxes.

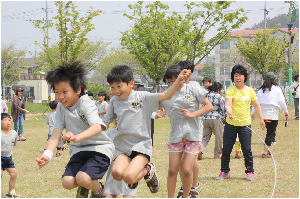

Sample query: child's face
[168,76,184,90]
[98,95,105,102]
[203,81,211,89]
[1,117,11,130]
[109,80,134,101]
[233,73,245,87]
[54,81,81,107]
[88,96,93,100]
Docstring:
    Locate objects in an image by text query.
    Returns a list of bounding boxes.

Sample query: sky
[1,1,299,58]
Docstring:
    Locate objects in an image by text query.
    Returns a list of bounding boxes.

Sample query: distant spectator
[97,91,109,120]
[86,91,94,100]
[11,88,27,141]
[202,77,212,89]
[133,79,152,92]
[105,95,111,104]
[289,74,299,120]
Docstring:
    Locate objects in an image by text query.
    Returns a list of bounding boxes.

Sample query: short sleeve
[192,85,208,104]
[54,104,65,130]
[82,98,105,130]
[144,93,159,112]
[250,87,257,102]
[45,114,49,123]
[103,101,117,124]
[225,87,234,98]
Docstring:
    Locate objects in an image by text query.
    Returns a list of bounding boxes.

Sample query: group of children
[1,59,285,198]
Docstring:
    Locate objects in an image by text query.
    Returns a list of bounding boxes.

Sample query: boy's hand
[36,155,49,169]
[181,109,194,118]
[155,108,166,119]
[178,69,191,82]
[62,131,78,143]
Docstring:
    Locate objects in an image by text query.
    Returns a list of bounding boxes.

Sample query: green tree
[235,25,292,78]
[86,82,109,99]
[1,43,26,87]
[200,64,215,82]
[33,1,103,68]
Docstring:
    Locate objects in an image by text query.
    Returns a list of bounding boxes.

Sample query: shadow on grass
[198,176,245,181]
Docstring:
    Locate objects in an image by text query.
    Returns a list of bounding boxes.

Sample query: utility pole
[264,1,267,28]
[46,1,51,102]
[287,2,294,105]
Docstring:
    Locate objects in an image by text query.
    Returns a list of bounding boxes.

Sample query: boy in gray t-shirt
[103,65,191,194]
[97,91,109,120]
[1,113,20,198]
[36,62,114,198]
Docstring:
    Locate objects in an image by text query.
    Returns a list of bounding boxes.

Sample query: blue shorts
[62,151,110,180]
[128,151,150,163]
[1,156,15,170]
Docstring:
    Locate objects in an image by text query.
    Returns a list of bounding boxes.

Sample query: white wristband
[151,112,157,120]
[43,150,53,161]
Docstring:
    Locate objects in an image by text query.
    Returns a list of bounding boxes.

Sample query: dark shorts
[62,151,110,180]
[128,151,150,163]
[1,156,15,170]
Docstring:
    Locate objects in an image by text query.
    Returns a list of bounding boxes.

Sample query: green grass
[1,105,299,198]
[6,102,52,115]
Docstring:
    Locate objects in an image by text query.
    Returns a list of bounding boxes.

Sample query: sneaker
[271,141,276,146]
[91,182,105,198]
[194,182,202,193]
[235,150,242,159]
[216,172,230,180]
[76,186,89,198]
[214,155,222,159]
[17,136,26,141]
[128,182,138,189]
[5,189,20,198]
[144,163,159,193]
[246,172,254,181]
[262,153,271,158]
[189,188,199,198]
[176,187,183,198]
[197,152,202,160]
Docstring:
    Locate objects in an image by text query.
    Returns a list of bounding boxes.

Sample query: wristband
[43,150,53,161]
[151,112,157,120]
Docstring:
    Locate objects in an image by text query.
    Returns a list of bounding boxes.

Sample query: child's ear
[129,79,134,88]
[77,86,82,95]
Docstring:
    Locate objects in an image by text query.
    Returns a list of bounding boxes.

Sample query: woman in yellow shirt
[216,64,265,181]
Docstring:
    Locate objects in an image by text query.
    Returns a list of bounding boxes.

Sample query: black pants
[221,123,254,174]
[265,120,278,146]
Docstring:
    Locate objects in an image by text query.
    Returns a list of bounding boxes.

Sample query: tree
[200,64,215,82]
[235,25,292,78]
[86,82,109,98]
[121,1,247,91]
[33,1,103,68]
[1,43,26,87]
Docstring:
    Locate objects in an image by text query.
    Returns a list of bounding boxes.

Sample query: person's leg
[294,98,299,119]
[111,154,131,182]
[192,159,199,188]
[123,195,134,198]
[263,120,278,155]
[5,168,17,193]
[200,120,212,155]
[18,113,24,137]
[212,120,224,158]
[62,176,78,190]
[105,194,117,198]
[182,152,197,198]
[220,123,237,173]
[167,152,182,198]
[238,126,254,174]
[13,118,19,135]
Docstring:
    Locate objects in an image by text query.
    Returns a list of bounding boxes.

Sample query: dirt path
[26,113,48,120]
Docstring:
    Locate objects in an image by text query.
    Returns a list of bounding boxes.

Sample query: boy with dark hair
[1,113,20,198]
[45,101,63,157]
[86,91,94,100]
[36,61,115,198]
[202,77,212,89]
[103,65,191,194]
[97,91,108,120]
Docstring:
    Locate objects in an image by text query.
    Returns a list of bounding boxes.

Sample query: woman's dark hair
[208,82,223,92]
[259,78,278,93]
[176,61,195,73]
[45,61,87,96]
[230,64,248,82]
[1,113,11,120]
[294,74,299,82]
[163,64,182,83]
[107,65,133,84]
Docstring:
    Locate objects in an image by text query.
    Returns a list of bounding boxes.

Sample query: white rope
[233,118,276,198]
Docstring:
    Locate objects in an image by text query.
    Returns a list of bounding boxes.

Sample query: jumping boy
[97,91,108,120]
[159,64,213,198]
[103,65,191,194]
[45,100,63,157]
[36,62,115,198]
[1,113,20,198]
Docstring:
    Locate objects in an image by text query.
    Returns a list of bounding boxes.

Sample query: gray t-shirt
[103,91,159,159]
[45,112,56,135]
[97,101,109,120]
[1,130,17,157]
[54,95,114,161]
[159,83,208,143]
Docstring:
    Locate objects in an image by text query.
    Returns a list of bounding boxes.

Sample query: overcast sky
[1,1,298,58]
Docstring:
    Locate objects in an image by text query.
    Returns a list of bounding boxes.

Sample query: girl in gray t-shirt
[159,64,213,198]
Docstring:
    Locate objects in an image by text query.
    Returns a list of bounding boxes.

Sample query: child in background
[103,65,191,194]
[159,64,213,198]
[45,101,63,157]
[36,62,115,198]
[202,77,212,89]
[105,95,111,104]
[104,118,139,198]
[1,113,20,198]
[97,91,109,120]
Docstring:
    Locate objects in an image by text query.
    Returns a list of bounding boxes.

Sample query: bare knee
[62,176,77,190]
[168,166,179,177]
[182,168,192,178]
[111,168,123,181]
[122,171,136,185]
[9,169,17,179]
[75,172,92,187]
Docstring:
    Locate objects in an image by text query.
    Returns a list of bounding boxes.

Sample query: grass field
[1,103,299,198]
